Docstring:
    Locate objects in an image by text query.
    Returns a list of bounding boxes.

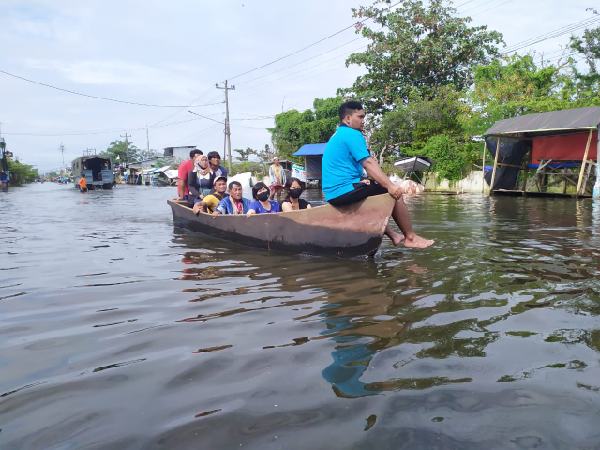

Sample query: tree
[569,15,600,104]
[234,147,257,162]
[420,134,474,181]
[269,97,340,160]
[365,85,467,161]
[8,159,38,185]
[468,54,575,135]
[342,0,503,114]
[100,139,140,165]
[256,144,276,163]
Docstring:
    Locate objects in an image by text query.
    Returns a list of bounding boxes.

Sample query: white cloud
[23,58,201,97]
[0,0,597,172]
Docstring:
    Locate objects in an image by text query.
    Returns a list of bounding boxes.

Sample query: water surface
[1,183,599,449]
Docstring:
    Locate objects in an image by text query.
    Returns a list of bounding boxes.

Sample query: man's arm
[177,179,185,199]
[361,157,402,199]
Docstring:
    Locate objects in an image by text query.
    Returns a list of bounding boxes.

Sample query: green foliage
[231,161,265,177]
[269,97,340,160]
[234,147,257,162]
[369,86,468,162]
[569,19,600,104]
[8,159,38,185]
[419,135,473,181]
[570,19,600,75]
[342,0,502,114]
[99,139,140,164]
[468,54,600,136]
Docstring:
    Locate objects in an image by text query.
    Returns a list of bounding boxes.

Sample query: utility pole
[216,80,235,171]
[145,125,150,154]
[120,132,130,166]
[594,125,600,198]
[59,143,65,168]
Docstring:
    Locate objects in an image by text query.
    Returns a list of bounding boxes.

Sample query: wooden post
[481,140,488,194]
[521,147,531,192]
[489,137,501,196]
[576,129,593,196]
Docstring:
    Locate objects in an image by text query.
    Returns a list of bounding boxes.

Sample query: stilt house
[484,106,600,197]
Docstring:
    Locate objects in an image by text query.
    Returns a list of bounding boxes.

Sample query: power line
[502,16,600,54]
[227,0,404,82]
[187,110,224,124]
[1,115,216,137]
[237,36,364,87]
[0,68,225,108]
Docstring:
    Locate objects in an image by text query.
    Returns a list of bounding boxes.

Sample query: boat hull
[167,194,396,257]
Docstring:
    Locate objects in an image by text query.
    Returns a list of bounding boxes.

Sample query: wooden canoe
[167,194,396,257]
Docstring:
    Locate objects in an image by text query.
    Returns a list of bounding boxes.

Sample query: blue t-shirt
[322,124,370,201]
[249,200,280,214]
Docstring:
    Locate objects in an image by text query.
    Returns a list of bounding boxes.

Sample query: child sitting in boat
[192,176,228,215]
[281,178,311,212]
[247,182,281,215]
[215,181,251,215]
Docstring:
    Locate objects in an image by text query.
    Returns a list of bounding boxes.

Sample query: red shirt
[178,159,194,195]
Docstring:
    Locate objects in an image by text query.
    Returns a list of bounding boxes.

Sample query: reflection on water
[1,184,600,449]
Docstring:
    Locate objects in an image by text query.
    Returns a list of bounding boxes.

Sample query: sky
[0,0,598,172]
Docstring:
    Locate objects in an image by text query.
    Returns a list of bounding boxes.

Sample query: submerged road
[1,183,599,449]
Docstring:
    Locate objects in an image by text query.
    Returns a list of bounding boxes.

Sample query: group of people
[177,150,311,217]
[176,99,433,249]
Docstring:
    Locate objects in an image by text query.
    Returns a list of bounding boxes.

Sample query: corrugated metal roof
[293,143,327,157]
[484,106,600,136]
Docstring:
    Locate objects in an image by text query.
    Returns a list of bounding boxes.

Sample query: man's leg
[390,197,434,248]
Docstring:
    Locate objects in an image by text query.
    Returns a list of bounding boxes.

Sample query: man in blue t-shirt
[322,100,433,249]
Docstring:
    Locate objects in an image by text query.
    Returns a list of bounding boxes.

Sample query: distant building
[293,143,326,184]
[163,146,198,161]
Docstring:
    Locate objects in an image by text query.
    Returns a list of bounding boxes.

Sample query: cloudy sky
[1,0,597,172]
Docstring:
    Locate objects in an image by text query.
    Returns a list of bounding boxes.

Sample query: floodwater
[1,183,600,450]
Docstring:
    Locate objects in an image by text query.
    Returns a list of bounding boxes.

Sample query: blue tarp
[293,143,327,157]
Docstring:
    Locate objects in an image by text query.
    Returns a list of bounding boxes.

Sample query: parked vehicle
[71,156,114,190]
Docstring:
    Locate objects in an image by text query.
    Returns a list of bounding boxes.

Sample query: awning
[484,106,600,136]
[293,143,327,157]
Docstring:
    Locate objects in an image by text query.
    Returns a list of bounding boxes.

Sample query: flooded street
[1,183,600,449]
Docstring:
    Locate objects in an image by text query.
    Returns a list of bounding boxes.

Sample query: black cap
[207,151,221,160]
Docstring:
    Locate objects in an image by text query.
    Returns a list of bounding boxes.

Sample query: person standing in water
[322,100,433,249]
[268,156,286,200]
[78,174,88,192]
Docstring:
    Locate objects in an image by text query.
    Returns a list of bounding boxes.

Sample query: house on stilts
[484,106,600,197]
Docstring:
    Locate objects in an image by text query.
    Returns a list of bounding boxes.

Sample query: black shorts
[328,182,388,207]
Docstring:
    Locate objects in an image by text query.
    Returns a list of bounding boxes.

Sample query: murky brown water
[1,183,599,449]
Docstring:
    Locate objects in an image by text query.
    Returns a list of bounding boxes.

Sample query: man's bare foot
[403,233,434,249]
[385,226,405,246]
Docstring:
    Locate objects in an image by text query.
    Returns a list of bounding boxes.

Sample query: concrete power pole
[59,143,65,168]
[145,125,150,154]
[120,132,131,166]
[216,80,235,171]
